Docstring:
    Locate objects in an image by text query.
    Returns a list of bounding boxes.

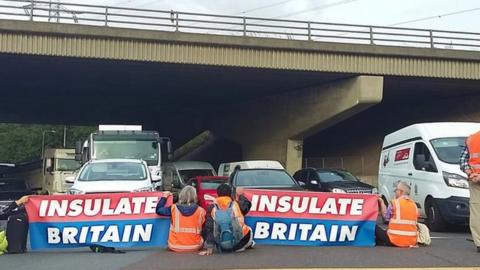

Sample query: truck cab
[42,148,81,194]
[76,125,172,185]
[1,149,80,195]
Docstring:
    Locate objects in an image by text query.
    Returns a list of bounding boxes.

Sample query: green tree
[0,124,95,163]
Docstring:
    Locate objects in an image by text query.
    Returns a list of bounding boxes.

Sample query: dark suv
[293,168,376,194]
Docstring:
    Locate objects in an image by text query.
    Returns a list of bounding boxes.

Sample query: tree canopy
[0,124,95,163]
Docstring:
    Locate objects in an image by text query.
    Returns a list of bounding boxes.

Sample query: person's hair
[178,185,197,205]
[217,183,232,197]
[395,180,411,195]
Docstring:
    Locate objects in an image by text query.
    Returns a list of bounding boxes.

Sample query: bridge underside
[1,53,480,173]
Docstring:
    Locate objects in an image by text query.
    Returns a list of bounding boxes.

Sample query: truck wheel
[425,198,447,231]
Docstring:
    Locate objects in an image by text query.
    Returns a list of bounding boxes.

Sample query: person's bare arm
[15,195,29,206]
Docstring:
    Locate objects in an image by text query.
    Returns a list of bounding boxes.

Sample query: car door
[410,141,439,214]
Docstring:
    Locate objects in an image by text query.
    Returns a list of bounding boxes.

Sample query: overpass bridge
[0,0,480,174]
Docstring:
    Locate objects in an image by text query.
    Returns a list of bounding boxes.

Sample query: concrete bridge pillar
[212,75,384,174]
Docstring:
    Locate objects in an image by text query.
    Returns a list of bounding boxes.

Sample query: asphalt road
[2,230,479,270]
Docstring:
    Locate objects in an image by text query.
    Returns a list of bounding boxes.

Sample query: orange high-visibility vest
[387,197,418,247]
[212,197,250,236]
[467,131,480,174]
[168,204,206,252]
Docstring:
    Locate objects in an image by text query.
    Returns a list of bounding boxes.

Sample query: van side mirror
[65,176,75,184]
[75,141,82,161]
[167,141,173,161]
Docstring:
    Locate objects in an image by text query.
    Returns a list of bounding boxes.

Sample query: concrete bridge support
[212,75,384,174]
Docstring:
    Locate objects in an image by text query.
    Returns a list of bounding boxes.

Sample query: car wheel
[425,198,447,232]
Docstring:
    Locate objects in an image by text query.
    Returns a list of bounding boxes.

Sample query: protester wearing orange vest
[376,181,419,247]
[156,186,206,252]
[199,184,254,255]
[460,131,480,252]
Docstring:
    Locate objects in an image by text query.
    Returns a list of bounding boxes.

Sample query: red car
[186,176,228,209]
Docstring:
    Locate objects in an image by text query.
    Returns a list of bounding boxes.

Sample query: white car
[67,159,154,194]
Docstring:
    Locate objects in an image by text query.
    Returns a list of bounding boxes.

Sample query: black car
[293,168,376,194]
[230,168,303,192]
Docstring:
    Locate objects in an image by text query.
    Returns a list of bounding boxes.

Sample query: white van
[218,160,284,177]
[162,161,216,191]
[379,122,480,231]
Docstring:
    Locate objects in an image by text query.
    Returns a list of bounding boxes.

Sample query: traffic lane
[1,232,477,270]
[122,232,478,270]
[0,248,158,270]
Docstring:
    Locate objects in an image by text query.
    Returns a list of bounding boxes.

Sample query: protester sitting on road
[156,186,206,252]
[376,181,419,247]
[199,183,254,255]
[0,195,29,220]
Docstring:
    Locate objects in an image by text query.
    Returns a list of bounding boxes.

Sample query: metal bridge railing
[0,0,480,51]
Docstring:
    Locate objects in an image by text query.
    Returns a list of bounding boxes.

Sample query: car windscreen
[179,169,214,182]
[316,170,359,183]
[79,162,147,181]
[430,137,466,164]
[234,170,297,187]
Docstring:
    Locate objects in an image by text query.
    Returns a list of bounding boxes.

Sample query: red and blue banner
[243,189,378,247]
[25,192,171,250]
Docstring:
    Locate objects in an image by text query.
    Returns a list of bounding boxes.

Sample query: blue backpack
[213,202,244,252]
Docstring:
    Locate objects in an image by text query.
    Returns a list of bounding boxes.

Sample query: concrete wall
[304,93,480,186]
[211,76,383,174]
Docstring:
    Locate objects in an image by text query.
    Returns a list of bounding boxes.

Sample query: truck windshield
[79,162,147,181]
[234,170,297,187]
[93,135,159,166]
[56,159,81,171]
[430,137,466,164]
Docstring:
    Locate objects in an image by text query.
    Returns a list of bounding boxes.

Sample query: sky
[57,0,480,32]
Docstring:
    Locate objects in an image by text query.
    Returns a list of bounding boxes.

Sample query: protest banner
[243,189,378,246]
[25,192,170,250]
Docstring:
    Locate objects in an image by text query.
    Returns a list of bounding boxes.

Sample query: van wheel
[425,198,447,231]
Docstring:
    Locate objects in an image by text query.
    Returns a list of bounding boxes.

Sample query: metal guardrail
[0,0,479,51]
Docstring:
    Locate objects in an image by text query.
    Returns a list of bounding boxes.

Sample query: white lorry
[378,122,480,231]
[75,125,173,185]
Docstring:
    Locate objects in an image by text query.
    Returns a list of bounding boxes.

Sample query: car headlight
[371,187,378,194]
[331,188,346,193]
[67,189,84,195]
[443,171,469,189]
[134,187,154,192]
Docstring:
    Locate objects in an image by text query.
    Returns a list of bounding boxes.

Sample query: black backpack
[6,211,28,254]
